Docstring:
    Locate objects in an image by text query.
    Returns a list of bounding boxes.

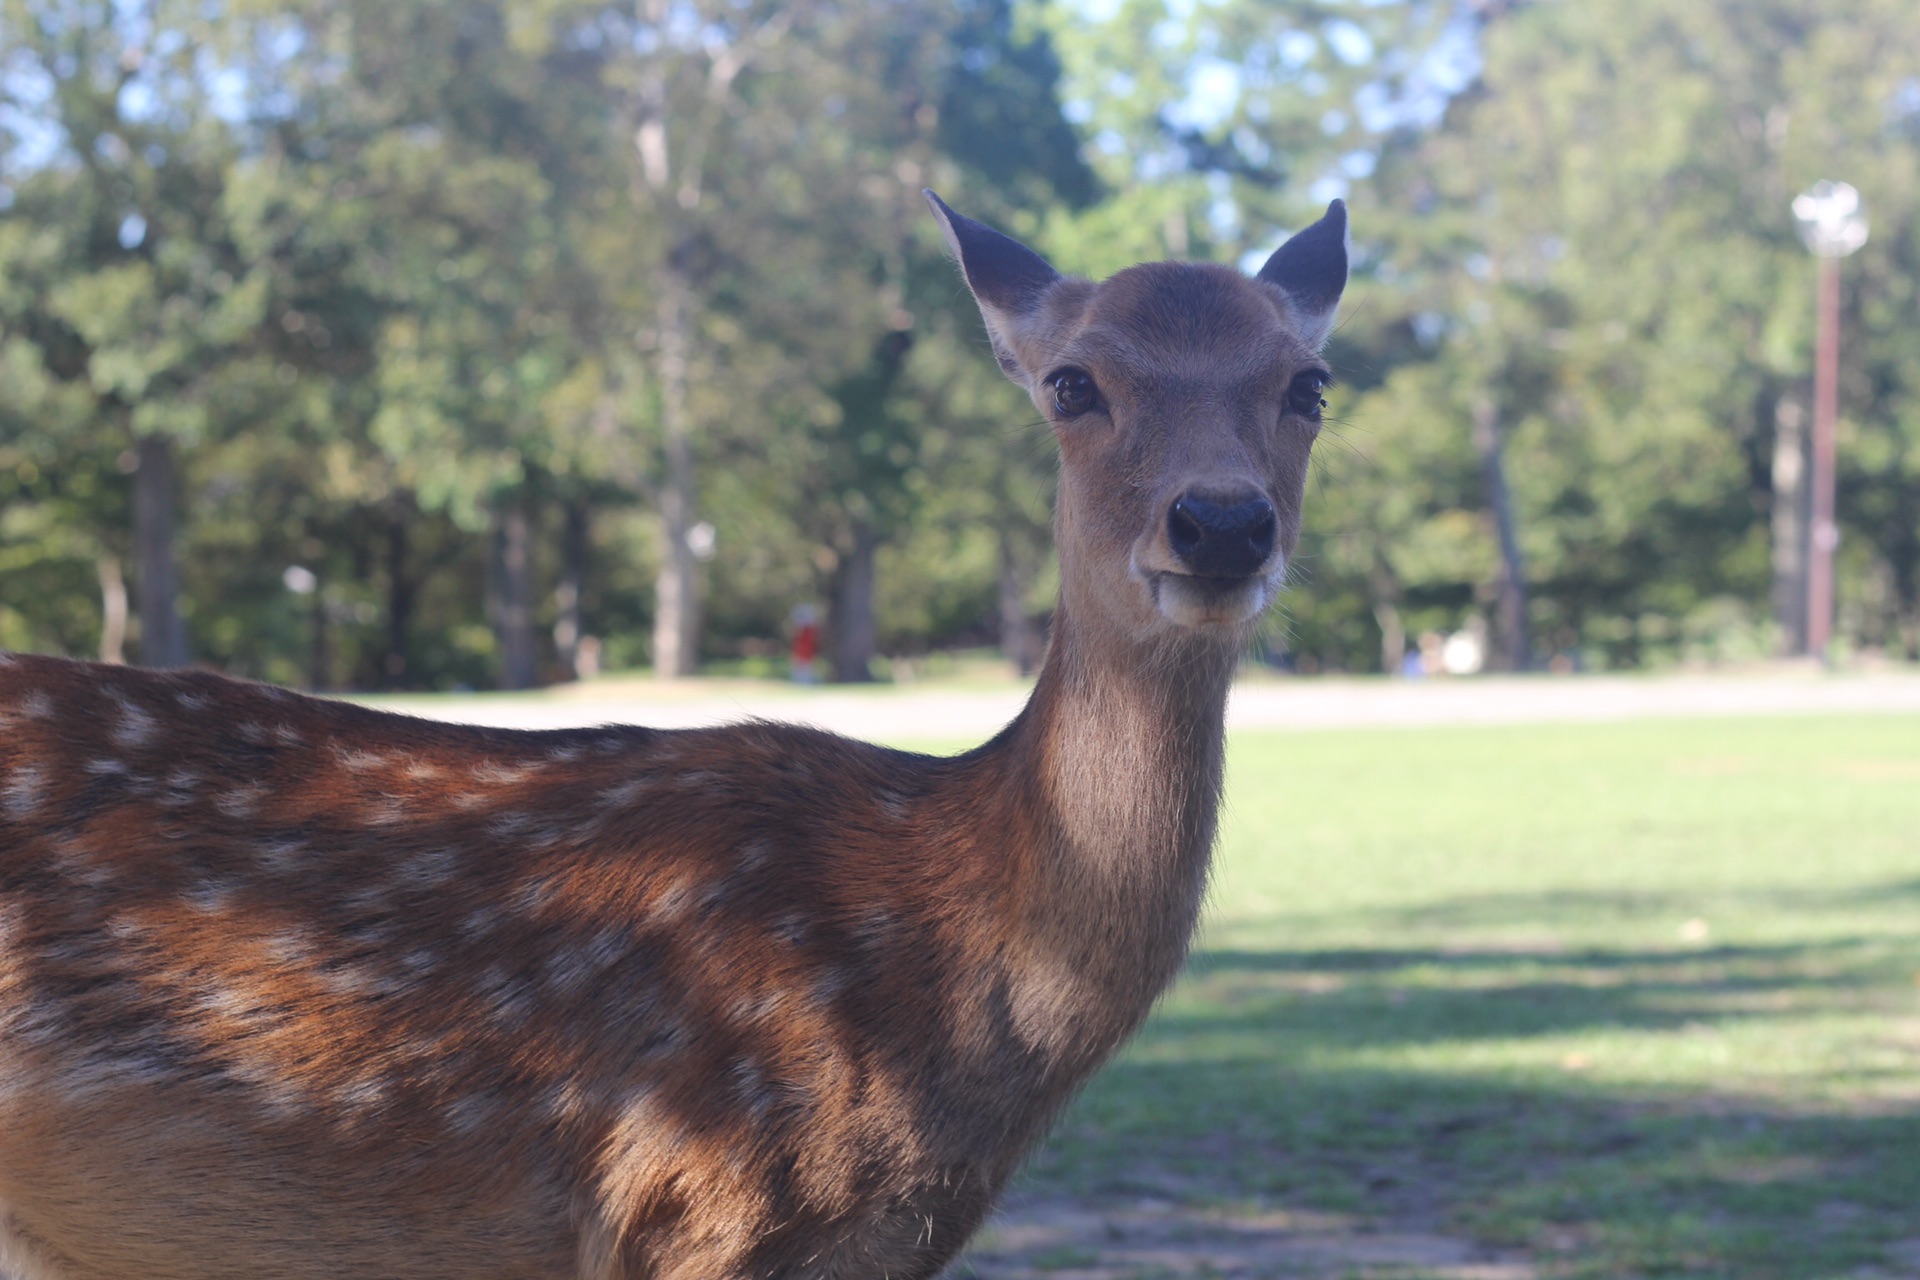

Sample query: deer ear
[1256,199,1349,350]
[925,189,1061,381]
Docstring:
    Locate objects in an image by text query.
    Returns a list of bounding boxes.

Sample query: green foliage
[1315,0,1920,670]
[2,0,1917,682]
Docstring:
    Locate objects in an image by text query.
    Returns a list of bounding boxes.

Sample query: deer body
[0,194,1346,1280]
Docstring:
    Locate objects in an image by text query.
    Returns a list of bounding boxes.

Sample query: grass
[993,715,1920,1279]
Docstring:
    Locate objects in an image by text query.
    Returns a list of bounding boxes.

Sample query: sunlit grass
[1008,715,1920,1279]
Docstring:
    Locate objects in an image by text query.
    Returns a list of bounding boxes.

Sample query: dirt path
[957,1195,1535,1280]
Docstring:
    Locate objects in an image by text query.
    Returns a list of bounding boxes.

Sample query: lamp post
[1790,181,1868,662]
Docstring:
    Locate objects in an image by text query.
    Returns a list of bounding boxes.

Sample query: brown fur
[0,196,1345,1279]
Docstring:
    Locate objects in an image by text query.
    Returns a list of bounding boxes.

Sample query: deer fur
[0,192,1347,1280]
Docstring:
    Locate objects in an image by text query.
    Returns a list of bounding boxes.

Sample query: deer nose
[1167,492,1277,579]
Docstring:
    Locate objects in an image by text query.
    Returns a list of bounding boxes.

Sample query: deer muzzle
[1165,491,1277,581]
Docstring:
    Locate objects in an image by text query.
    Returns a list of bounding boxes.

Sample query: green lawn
[1005,715,1920,1278]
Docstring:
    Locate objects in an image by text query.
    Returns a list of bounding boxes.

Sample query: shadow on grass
[1179,936,1909,1051]
[1263,880,1920,935]
[1023,928,1920,1279]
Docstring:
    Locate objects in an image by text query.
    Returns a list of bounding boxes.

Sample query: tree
[1,0,271,667]
[1369,0,1920,667]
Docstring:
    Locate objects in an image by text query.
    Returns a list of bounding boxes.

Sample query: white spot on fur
[334,747,391,771]
[472,760,537,785]
[473,965,533,1028]
[515,875,560,914]
[462,905,500,939]
[398,849,457,886]
[335,1072,390,1113]
[488,810,534,839]
[157,766,203,808]
[2,765,46,818]
[542,1078,587,1122]
[404,759,443,780]
[811,965,850,1008]
[175,689,211,712]
[83,758,129,778]
[345,883,391,914]
[359,797,407,826]
[598,776,655,808]
[0,895,24,948]
[183,880,234,915]
[731,988,787,1025]
[226,1056,313,1118]
[542,946,592,993]
[257,836,307,874]
[737,837,774,872]
[649,876,694,923]
[273,723,305,747]
[853,906,895,951]
[51,837,112,888]
[316,960,394,998]
[18,690,53,719]
[775,911,810,947]
[728,1055,772,1116]
[193,979,258,1022]
[214,784,266,819]
[108,696,159,750]
[265,927,315,967]
[585,927,630,971]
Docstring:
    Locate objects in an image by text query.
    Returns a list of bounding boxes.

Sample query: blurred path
[369,669,1920,742]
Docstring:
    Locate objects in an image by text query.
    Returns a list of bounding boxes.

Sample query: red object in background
[792,621,819,665]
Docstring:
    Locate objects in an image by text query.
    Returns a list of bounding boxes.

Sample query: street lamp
[1790,180,1868,662]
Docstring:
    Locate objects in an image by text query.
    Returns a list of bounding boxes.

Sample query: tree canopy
[2,0,1915,684]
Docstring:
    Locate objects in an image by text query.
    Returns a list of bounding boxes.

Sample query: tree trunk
[1770,391,1811,657]
[997,531,1042,677]
[1471,395,1530,671]
[308,579,332,693]
[490,494,539,690]
[651,275,702,679]
[1372,599,1406,675]
[97,554,128,664]
[1888,488,1920,663]
[381,490,416,689]
[133,433,189,668]
[829,518,879,684]
[555,495,589,681]
[1367,559,1405,675]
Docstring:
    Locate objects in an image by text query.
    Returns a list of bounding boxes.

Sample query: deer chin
[1149,570,1275,630]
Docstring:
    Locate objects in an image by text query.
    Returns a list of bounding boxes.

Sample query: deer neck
[978,572,1239,1059]
[1037,609,1233,858]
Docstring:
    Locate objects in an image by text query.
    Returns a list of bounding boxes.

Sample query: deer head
[926,191,1348,648]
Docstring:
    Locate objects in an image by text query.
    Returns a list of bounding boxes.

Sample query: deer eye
[1050,369,1098,417]
[1285,370,1331,419]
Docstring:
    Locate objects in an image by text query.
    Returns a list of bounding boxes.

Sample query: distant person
[1418,630,1447,676]
[790,604,820,684]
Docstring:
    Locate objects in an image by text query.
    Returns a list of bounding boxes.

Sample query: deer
[0,191,1347,1280]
